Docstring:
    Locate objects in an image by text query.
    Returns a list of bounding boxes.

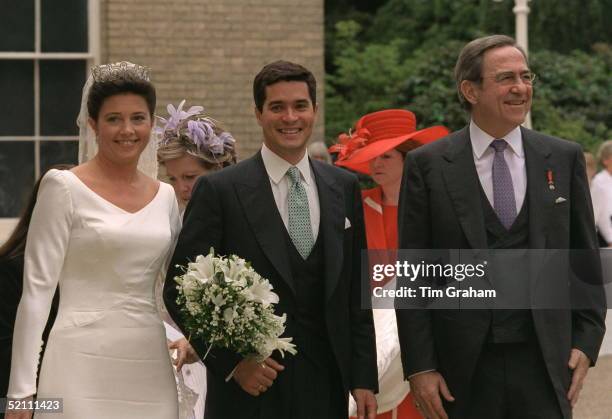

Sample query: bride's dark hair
[87,75,156,121]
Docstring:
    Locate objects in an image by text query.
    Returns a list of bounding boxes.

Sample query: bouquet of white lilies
[174,249,297,362]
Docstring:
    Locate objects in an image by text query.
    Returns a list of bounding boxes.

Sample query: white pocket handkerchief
[344,217,351,229]
[555,197,567,204]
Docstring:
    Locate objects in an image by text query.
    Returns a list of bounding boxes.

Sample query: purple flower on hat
[201,120,215,142]
[187,120,207,147]
[209,136,224,154]
[157,100,236,160]
[161,100,204,131]
[218,132,236,151]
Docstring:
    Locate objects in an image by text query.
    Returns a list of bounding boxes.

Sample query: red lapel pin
[546,169,555,190]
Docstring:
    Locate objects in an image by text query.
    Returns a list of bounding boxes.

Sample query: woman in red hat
[332,109,449,419]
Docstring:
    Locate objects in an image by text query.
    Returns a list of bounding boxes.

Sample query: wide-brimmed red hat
[330,109,449,175]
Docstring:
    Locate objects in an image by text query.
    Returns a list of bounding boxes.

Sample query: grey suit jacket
[395,126,606,418]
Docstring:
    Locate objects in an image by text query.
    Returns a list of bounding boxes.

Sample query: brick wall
[101,0,325,160]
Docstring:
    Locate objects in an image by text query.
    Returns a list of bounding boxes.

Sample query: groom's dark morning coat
[396,127,606,419]
[164,152,378,419]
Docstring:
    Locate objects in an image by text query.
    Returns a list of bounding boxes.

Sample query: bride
[6,62,180,418]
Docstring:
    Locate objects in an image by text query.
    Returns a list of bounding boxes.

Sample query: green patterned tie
[287,166,314,259]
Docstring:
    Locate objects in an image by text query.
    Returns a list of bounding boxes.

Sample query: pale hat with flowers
[156,100,236,166]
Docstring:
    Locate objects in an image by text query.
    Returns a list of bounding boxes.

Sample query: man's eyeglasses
[481,71,537,86]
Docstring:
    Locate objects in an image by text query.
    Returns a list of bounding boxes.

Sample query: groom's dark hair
[253,60,317,112]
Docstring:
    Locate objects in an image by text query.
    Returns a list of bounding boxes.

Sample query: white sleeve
[592,184,612,245]
[7,170,73,398]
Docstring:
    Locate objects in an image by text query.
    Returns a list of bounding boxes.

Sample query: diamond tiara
[91,61,151,83]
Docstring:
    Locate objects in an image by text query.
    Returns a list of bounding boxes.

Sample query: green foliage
[324,0,388,73]
[530,45,612,152]
[326,27,475,137]
[530,97,602,153]
[397,40,469,131]
[529,0,612,53]
[325,0,612,150]
[368,0,514,51]
[326,21,414,138]
[348,0,611,52]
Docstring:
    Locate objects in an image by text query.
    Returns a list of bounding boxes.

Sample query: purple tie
[490,139,517,229]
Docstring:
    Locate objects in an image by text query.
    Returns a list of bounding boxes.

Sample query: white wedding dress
[7,169,181,418]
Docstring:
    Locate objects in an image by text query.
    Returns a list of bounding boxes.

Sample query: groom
[165,60,378,419]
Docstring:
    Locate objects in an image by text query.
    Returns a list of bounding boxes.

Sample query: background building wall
[0,0,324,241]
[102,0,325,159]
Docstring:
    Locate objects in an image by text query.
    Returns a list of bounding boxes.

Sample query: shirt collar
[261,144,312,185]
[469,120,524,160]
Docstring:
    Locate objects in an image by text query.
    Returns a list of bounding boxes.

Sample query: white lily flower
[228,257,249,280]
[190,252,215,281]
[223,307,236,323]
[275,337,298,356]
[211,293,226,307]
[244,279,279,307]
[180,275,200,298]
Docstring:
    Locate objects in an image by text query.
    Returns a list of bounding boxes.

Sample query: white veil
[76,62,159,179]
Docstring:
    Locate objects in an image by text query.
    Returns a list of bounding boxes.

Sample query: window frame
[0,0,99,231]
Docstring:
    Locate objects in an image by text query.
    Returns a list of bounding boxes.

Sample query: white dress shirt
[261,144,320,241]
[470,120,527,213]
[591,170,612,244]
[592,169,612,195]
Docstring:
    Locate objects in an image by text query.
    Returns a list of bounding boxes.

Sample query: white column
[513,0,530,54]
[514,0,532,128]
[89,0,101,65]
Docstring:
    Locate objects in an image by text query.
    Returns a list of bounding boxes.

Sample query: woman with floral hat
[157,100,237,211]
[156,101,238,419]
[332,109,449,419]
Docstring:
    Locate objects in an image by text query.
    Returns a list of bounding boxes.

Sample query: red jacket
[362,187,390,249]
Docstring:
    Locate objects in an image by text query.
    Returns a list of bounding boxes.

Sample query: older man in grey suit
[396,35,606,419]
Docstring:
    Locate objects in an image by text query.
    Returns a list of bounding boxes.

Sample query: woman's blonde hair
[596,140,612,166]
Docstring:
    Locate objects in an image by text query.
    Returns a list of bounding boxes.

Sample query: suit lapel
[234,153,295,294]
[312,161,345,301]
[522,129,555,295]
[362,188,387,249]
[523,128,553,249]
[441,128,488,249]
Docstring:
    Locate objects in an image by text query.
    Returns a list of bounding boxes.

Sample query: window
[0,0,99,222]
